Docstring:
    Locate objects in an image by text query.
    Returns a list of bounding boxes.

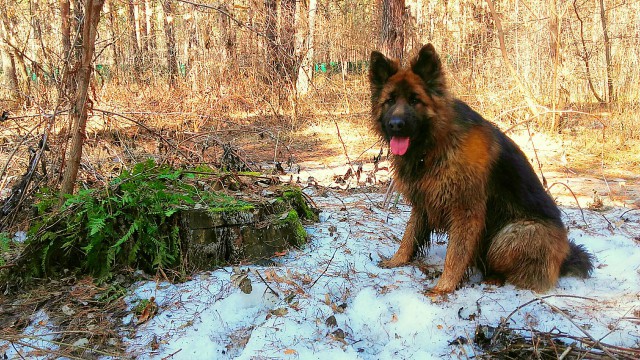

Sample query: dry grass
[0,276,129,359]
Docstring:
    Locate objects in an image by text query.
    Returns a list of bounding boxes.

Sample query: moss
[281,187,319,222]
[132,299,150,315]
[203,192,254,213]
[207,204,254,213]
[237,171,262,177]
[277,210,308,247]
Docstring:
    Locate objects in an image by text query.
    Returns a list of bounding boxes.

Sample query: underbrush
[17,160,257,280]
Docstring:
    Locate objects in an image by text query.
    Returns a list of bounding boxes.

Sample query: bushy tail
[561,242,594,278]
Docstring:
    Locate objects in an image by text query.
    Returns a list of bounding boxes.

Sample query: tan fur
[487,221,570,291]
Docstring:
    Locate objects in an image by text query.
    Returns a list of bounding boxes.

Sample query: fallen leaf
[61,304,76,316]
[390,313,398,323]
[325,315,337,328]
[231,267,253,294]
[137,297,158,325]
[269,308,288,316]
[284,349,297,355]
[72,338,89,348]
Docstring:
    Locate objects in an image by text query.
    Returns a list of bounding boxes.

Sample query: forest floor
[0,108,639,359]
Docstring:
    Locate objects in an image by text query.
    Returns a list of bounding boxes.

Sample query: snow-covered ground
[116,190,639,359]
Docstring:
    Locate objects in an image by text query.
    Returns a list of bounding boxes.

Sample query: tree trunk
[486,0,539,116]
[264,0,278,72]
[280,0,297,81]
[59,0,106,199]
[549,1,563,131]
[144,0,156,54]
[296,0,317,96]
[599,0,614,103]
[379,0,405,60]
[128,0,142,74]
[0,13,31,105]
[161,0,178,88]
[219,3,236,65]
[0,41,20,101]
[106,0,121,80]
[139,1,148,55]
[60,0,71,56]
[572,0,603,103]
[59,0,72,93]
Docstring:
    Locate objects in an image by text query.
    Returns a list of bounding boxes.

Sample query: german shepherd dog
[369,44,593,293]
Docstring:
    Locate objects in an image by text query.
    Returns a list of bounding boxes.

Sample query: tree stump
[180,187,317,270]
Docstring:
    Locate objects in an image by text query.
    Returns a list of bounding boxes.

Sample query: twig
[535,295,619,359]
[0,116,49,189]
[299,190,318,211]
[93,108,193,160]
[308,191,353,290]
[599,123,613,202]
[251,269,280,297]
[620,209,639,218]
[382,179,396,209]
[494,294,596,344]
[524,119,547,188]
[332,118,355,173]
[308,242,342,290]
[162,348,183,360]
[558,345,572,360]
[547,182,588,226]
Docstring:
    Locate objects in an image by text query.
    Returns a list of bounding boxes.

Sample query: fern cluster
[26,160,251,279]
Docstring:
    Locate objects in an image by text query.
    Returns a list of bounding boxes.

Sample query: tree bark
[219,3,236,65]
[379,0,405,60]
[60,0,72,58]
[572,0,603,103]
[0,40,20,101]
[486,0,539,116]
[599,0,614,102]
[139,1,148,54]
[549,1,563,131]
[0,13,31,105]
[59,0,106,199]
[264,0,278,72]
[144,0,156,53]
[296,0,317,95]
[59,0,72,94]
[106,0,121,80]
[161,0,179,87]
[280,0,297,81]
[128,0,142,73]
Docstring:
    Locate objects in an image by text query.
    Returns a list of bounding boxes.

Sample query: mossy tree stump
[181,187,317,270]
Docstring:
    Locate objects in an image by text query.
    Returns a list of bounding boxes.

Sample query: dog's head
[369,44,451,156]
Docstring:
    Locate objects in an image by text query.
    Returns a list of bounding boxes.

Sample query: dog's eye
[409,95,421,105]
[384,95,396,106]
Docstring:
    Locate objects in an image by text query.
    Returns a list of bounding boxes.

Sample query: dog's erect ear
[369,51,399,88]
[411,44,446,96]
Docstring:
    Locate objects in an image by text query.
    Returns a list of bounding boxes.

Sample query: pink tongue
[390,137,410,155]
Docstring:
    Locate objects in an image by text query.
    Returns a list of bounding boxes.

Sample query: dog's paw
[423,288,450,302]
[378,255,408,268]
[431,280,457,295]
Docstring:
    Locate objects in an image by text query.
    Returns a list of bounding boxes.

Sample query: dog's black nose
[388,117,405,132]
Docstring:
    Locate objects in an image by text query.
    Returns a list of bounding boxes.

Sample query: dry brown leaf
[137,297,158,325]
[390,313,398,323]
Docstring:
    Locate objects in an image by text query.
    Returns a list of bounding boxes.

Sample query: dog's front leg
[380,208,428,268]
[432,208,484,293]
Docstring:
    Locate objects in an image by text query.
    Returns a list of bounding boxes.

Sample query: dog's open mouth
[390,136,410,155]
